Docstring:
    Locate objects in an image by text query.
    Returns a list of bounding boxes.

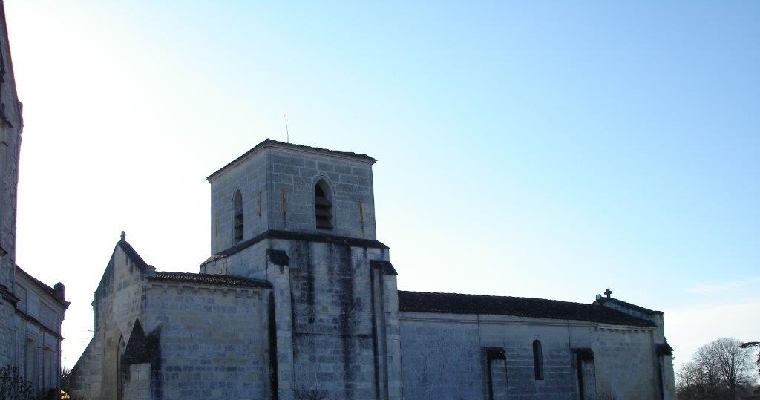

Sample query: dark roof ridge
[398,291,655,328]
[96,239,156,298]
[401,290,592,307]
[207,139,376,181]
[148,271,273,289]
[16,265,54,294]
[116,239,155,274]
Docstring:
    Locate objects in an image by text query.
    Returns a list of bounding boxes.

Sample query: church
[70,139,676,400]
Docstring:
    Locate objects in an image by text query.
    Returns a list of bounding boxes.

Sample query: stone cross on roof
[604,288,612,298]
[120,231,126,241]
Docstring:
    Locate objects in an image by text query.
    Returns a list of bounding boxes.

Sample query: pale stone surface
[72,243,274,400]
[399,313,674,400]
[124,364,151,400]
[208,142,377,254]
[0,5,67,396]
[13,269,67,393]
[0,0,25,369]
[74,140,675,400]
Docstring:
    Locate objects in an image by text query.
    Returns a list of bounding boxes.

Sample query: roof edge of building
[207,139,376,182]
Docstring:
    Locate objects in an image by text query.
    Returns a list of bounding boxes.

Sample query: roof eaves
[15,265,69,307]
[207,139,376,181]
[148,272,273,289]
[398,291,655,328]
[200,229,389,266]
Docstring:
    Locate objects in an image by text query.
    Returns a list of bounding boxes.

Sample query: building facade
[0,1,69,397]
[72,140,675,400]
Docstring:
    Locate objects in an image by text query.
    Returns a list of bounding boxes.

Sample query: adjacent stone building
[0,1,69,396]
[72,139,675,400]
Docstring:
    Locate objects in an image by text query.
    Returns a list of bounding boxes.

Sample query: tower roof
[207,139,376,182]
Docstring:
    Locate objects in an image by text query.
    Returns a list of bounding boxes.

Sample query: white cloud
[666,298,760,372]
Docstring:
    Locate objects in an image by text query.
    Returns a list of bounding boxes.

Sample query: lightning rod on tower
[283,114,290,143]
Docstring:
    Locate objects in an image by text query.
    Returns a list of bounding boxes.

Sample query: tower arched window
[533,339,544,380]
[314,180,333,230]
[233,189,243,243]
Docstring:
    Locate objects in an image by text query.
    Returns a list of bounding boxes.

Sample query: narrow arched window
[533,339,544,380]
[233,189,243,243]
[314,180,333,230]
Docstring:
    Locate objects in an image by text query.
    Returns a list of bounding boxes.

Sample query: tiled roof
[15,265,69,307]
[207,139,376,181]
[398,291,655,327]
[148,272,272,289]
[16,265,55,296]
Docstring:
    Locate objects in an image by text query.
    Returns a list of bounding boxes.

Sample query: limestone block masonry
[0,5,68,397]
[0,0,25,369]
[72,240,274,400]
[208,140,377,254]
[73,140,675,400]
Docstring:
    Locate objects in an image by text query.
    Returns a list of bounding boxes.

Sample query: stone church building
[71,140,675,400]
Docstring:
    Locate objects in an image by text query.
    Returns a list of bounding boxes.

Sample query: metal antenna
[283,114,290,143]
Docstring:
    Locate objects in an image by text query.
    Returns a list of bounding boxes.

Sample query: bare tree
[740,341,759,378]
[677,338,754,400]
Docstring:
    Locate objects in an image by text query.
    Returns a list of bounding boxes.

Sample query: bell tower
[207,139,378,254]
[202,140,401,400]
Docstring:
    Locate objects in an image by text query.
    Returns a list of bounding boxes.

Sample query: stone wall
[124,364,151,400]
[0,0,24,369]
[399,315,484,400]
[399,313,666,400]
[287,242,377,400]
[203,235,400,400]
[209,144,269,253]
[71,243,150,400]
[70,339,103,399]
[73,241,276,400]
[144,281,272,400]
[12,269,67,395]
[592,327,659,400]
[208,142,377,254]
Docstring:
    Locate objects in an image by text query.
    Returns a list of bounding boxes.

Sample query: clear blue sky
[5,1,759,371]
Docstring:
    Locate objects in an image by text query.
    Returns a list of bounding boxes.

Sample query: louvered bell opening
[315,184,333,230]
[234,213,244,242]
[315,197,331,207]
[315,208,332,217]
